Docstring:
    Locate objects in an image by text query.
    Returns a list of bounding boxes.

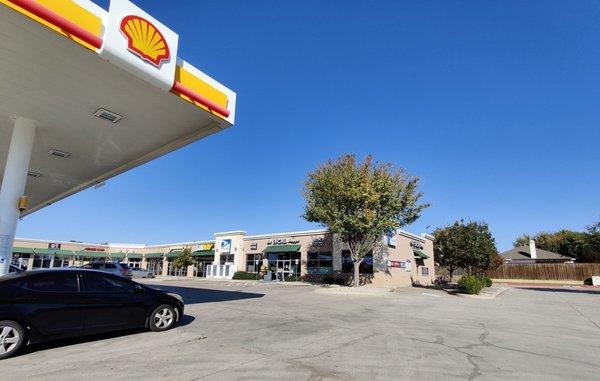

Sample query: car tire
[148,305,177,332]
[0,320,26,360]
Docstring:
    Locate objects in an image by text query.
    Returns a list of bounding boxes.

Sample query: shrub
[232,271,259,280]
[481,276,493,287]
[457,274,484,295]
[322,276,345,286]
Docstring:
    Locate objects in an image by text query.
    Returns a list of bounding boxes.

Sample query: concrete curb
[447,286,509,300]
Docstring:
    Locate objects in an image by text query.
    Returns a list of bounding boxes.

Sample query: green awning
[75,251,110,258]
[34,248,74,256]
[126,252,142,259]
[165,251,182,258]
[145,252,164,259]
[109,252,125,259]
[263,244,301,253]
[413,250,429,259]
[13,247,34,254]
[192,250,214,257]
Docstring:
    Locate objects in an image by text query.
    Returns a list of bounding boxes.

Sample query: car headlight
[167,293,183,303]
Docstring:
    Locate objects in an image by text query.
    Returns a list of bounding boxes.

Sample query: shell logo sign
[100,0,179,91]
[119,15,170,67]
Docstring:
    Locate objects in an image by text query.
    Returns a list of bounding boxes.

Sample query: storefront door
[194,258,213,277]
[269,253,301,280]
[147,260,163,276]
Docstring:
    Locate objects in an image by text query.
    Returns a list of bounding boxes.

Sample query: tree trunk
[353,259,363,287]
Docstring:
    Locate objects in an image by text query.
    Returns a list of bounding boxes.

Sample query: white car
[80,262,133,279]
[131,267,155,278]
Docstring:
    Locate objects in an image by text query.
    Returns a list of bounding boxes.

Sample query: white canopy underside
[0,6,228,216]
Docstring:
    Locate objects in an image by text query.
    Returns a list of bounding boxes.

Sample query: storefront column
[26,256,34,271]
[300,251,308,276]
[161,257,169,276]
[0,118,36,275]
[141,257,148,270]
[186,264,194,277]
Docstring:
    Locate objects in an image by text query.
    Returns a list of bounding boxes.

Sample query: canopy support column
[0,117,36,275]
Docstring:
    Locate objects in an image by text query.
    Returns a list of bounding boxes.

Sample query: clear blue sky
[16,0,600,250]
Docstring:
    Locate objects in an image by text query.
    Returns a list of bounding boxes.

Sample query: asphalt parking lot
[1,279,599,381]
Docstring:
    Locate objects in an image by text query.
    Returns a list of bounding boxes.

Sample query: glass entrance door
[147,260,163,276]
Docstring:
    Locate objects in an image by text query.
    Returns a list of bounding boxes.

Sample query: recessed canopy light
[48,149,71,159]
[27,171,42,178]
[94,108,123,124]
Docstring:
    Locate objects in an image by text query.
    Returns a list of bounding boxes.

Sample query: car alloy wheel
[0,321,24,359]
[153,307,174,329]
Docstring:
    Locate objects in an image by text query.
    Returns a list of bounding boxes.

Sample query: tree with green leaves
[513,225,600,263]
[172,247,194,271]
[303,154,429,287]
[433,220,498,277]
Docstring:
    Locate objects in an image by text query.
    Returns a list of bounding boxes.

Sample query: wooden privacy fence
[487,263,600,281]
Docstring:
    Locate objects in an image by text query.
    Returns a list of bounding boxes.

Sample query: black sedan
[0,269,184,359]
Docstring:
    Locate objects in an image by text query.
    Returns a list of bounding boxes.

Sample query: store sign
[220,239,232,253]
[84,247,105,252]
[250,243,258,250]
[312,237,325,246]
[385,230,397,247]
[388,260,411,271]
[48,243,61,250]
[100,0,179,91]
[387,260,402,268]
[410,240,424,250]
[197,243,214,251]
[267,238,300,246]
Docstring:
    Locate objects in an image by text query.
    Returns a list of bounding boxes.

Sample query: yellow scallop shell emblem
[120,15,170,67]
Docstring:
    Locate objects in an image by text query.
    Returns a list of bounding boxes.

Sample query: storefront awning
[12,247,34,254]
[165,251,182,258]
[126,253,142,259]
[145,253,164,259]
[192,250,215,257]
[75,251,109,258]
[413,250,429,259]
[263,244,301,253]
[34,248,74,256]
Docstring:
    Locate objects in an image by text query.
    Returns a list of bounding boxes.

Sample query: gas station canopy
[0,0,236,216]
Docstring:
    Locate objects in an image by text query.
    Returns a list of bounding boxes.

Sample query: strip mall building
[12,229,435,287]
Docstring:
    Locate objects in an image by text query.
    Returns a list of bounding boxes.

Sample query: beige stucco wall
[372,231,435,288]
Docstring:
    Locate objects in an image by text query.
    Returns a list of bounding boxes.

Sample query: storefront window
[52,257,70,268]
[32,254,52,269]
[11,252,30,270]
[307,252,333,275]
[246,254,261,273]
[220,254,234,265]
[127,258,142,268]
[342,251,373,274]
